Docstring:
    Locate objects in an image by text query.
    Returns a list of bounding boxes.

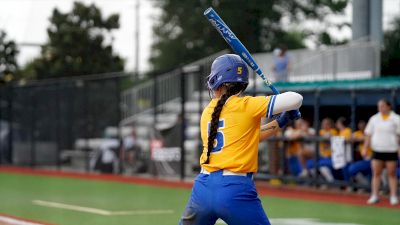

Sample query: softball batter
[179,54,303,225]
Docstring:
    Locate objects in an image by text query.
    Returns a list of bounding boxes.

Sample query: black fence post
[30,88,36,168]
[115,77,122,174]
[115,77,122,134]
[180,68,186,180]
[7,85,13,164]
[349,89,357,188]
[391,88,397,109]
[350,90,357,131]
[56,83,61,169]
[313,89,321,186]
[83,81,90,172]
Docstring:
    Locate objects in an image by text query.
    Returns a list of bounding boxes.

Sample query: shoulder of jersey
[370,113,379,120]
[392,112,400,119]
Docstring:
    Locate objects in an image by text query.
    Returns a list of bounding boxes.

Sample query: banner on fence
[331,136,346,169]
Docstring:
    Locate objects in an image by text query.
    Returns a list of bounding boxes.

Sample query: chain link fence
[0,74,126,170]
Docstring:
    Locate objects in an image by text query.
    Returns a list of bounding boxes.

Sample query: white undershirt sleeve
[270,91,303,116]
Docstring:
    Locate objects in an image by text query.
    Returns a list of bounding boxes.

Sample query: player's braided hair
[202,82,247,164]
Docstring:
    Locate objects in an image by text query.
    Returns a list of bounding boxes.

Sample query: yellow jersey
[319,128,338,157]
[353,130,372,157]
[338,128,352,139]
[284,128,302,156]
[200,95,273,173]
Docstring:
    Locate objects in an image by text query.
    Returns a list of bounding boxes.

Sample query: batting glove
[288,110,301,121]
[276,112,290,128]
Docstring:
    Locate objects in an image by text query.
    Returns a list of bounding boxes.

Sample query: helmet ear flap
[207,74,217,89]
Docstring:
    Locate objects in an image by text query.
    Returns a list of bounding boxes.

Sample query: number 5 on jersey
[207,120,225,153]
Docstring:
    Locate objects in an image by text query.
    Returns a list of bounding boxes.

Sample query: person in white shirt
[363,99,400,205]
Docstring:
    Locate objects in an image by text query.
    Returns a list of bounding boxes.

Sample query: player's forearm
[259,120,281,141]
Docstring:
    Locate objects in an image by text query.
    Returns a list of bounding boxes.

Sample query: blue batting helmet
[207,54,249,90]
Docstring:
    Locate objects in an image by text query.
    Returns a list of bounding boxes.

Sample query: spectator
[93,138,120,174]
[363,99,400,205]
[284,120,303,176]
[296,119,316,177]
[284,119,315,177]
[336,117,353,161]
[120,128,142,172]
[307,118,337,182]
[272,45,290,82]
[334,117,353,182]
[336,117,352,141]
[343,120,372,187]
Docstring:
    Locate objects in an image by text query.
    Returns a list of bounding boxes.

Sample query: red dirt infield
[0,166,399,209]
[0,213,55,225]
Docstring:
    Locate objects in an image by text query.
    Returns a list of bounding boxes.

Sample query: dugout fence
[0,73,127,169]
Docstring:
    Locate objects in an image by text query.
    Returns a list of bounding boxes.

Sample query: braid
[202,83,247,164]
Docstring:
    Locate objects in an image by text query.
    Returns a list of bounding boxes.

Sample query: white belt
[200,168,248,177]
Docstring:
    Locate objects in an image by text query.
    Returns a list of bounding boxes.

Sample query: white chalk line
[216,218,364,225]
[0,216,44,225]
[32,200,174,216]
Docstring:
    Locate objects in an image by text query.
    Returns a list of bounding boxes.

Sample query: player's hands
[288,110,301,121]
[276,110,301,128]
[276,112,290,128]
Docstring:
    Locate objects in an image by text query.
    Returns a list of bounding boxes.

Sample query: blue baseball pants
[179,170,270,225]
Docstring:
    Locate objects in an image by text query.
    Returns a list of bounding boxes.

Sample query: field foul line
[32,200,174,216]
[0,216,44,225]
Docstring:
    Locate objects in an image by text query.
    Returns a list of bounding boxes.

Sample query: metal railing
[252,41,380,85]
[290,41,380,82]
[121,50,228,125]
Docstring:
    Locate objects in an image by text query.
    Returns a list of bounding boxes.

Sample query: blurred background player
[307,118,337,182]
[343,120,372,189]
[363,99,400,205]
[298,119,316,177]
[335,117,353,181]
[179,54,302,225]
[284,118,315,177]
[284,120,304,177]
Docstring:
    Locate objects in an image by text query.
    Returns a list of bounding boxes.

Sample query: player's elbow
[287,91,303,109]
[271,91,303,115]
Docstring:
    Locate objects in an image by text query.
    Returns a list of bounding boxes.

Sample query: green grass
[266,197,399,225]
[0,173,398,225]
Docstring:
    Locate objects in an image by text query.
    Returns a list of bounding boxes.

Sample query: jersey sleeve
[246,95,276,119]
